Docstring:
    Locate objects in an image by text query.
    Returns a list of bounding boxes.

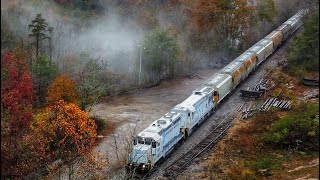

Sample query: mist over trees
[139,29,179,86]
[1,0,311,86]
[1,0,317,178]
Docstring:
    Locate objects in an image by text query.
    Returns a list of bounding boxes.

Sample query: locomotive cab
[127,132,161,172]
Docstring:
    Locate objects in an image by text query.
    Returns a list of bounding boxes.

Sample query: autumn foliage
[188,0,256,51]
[31,100,97,162]
[46,74,79,105]
[1,49,34,177]
[190,0,255,32]
[1,49,33,132]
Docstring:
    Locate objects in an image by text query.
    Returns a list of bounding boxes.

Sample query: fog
[1,0,145,74]
[1,0,238,74]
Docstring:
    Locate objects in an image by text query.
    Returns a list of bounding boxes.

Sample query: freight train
[126,9,308,172]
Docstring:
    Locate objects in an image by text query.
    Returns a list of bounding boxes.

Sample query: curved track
[127,17,303,180]
[161,111,239,179]
[128,111,240,180]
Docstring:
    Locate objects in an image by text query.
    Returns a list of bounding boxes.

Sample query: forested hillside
[287,10,319,73]
[1,0,318,179]
[1,0,313,89]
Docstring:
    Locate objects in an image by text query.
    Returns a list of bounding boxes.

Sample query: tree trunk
[166,58,168,78]
[36,36,39,59]
[49,38,52,64]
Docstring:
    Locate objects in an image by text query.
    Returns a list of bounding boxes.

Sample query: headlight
[142,165,146,168]
[130,163,132,166]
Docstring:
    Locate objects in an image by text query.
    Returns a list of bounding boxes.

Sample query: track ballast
[162,111,240,179]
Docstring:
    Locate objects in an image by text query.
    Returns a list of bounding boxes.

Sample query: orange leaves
[189,0,225,31]
[31,100,97,162]
[46,74,79,106]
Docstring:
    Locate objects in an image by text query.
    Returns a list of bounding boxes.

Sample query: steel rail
[161,111,239,179]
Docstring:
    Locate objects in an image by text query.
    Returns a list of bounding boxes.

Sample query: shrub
[228,164,257,180]
[252,156,274,176]
[31,100,97,162]
[263,102,319,151]
[92,115,107,134]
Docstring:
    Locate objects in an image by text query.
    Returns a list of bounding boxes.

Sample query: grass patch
[228,164,257,180]
[251,155,276,177]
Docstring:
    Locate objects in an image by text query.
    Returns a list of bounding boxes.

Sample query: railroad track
[127,112,239,180]
[141,55,277,180]
[132,55,278,180]
[161,111,240,179]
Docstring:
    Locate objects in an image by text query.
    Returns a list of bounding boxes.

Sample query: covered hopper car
[126,9,308,172]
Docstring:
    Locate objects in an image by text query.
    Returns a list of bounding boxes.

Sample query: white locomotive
[127,9,308,172]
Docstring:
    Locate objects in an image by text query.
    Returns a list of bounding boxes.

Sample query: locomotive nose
[130,144,151,163]
[127,144,152,171]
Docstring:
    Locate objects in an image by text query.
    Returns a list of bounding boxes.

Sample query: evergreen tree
[32,55,58,108]
[287,11,319,72]
[257,0,277,23]
[48,26,53,63]
[28,14,50,60]
[141,30,179,85]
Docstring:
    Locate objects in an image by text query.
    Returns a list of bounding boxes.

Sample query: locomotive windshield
[136,136,153,145]
[145,138,152,145]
